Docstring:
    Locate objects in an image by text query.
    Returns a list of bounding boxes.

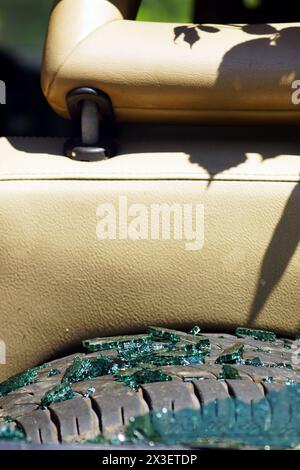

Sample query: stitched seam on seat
[0,174,299,183]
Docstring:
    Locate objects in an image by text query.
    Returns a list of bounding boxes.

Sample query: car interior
[1,0,300,449]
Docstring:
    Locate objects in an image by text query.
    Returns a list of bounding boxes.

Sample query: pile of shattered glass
[1,326,300,449]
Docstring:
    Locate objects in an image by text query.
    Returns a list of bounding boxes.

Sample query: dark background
[1,0,300,138]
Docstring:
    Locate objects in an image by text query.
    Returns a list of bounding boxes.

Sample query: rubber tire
[1,332,299,445]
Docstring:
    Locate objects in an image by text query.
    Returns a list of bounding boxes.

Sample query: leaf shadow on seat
[174,24,220,48]
[173,23,300,324]
[248,183,300,327]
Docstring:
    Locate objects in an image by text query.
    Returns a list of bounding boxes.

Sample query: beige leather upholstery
[42,0,300,123]
[3,1,300,380]
[1,132,300,380]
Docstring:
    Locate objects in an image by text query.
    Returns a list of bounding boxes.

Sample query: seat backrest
[42,0,300,124]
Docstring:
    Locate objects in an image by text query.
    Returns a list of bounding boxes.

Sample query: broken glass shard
[149,350,206,366]
[40,383,75,408]
[0,424,26,442]
[86,435,106,445]
[83,387,96,398]
[189,326,201,336]
[1,416,13,424]
[148,327,209,353]
[147,327,182,343]
[48,368,60,377]
[83,334,152,353]
[62,356,110,384]
[235,327,276,342]
[216,343,244,365]
[283,339,293,350]
[244,357,263,367]
[270,362,293,370]
[181,337,211,354]
[117,342,154,362]
[116,369,172,390]
[262,376,274,384]
[218,365,241,380]
[109,360,127,375]
[152,342,174,352]
[0,367,40,397]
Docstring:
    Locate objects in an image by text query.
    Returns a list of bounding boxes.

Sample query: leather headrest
[42,0,300,124]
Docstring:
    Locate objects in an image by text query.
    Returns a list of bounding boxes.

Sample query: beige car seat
[1,0,300,380]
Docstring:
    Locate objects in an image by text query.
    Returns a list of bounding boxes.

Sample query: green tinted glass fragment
[149,350,205,366]
[189,326,201,336]
[0,366,40,397]
[148,327,208,351]
[0,424,26,442]
[48,368,60,377]
[117,343,176,369]
[262,376,274,384]
[152,342,174,351]
[2,416,13,423]
[255,347,270,353]
[115,367,143,378]
[183,377,203,382]
[109,360,126,375]
[218,365,241,380]
[83,387,96,398]
[117,342,154,361]
[83,334,151,352]
[116,369,172,390]
[271,362,293,370]
[62,356,110,384]
[147,326,182,343]
[40,383,75,408]
[235,327,276,342]
[216,343,244,365]
[181,337,211,354]
[283,339,293,350]
[131,363,158,372]
[244,357,263,367]
[86,435,106,445]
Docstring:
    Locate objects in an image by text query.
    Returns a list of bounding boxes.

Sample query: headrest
[42,0,300,124]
